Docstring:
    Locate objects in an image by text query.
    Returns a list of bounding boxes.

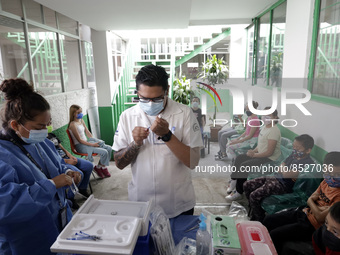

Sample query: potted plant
[197,54,229,141]
[172,76,195,105]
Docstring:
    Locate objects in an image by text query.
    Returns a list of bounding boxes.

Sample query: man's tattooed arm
[114,142,141,169]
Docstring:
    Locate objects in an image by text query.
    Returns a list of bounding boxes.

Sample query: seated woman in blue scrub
[0,78,80,255]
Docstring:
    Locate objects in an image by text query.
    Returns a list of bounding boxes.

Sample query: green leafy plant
[197,54,229,120]
[198,54,229,86]
[172,76,194,105]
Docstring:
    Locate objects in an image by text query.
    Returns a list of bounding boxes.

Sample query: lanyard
[9,138,65,208]
[9,138,51,178]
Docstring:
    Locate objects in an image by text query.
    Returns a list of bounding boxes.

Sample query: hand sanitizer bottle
[196,221,211,255]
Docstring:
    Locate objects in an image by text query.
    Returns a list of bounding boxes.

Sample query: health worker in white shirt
[112,64,203,218]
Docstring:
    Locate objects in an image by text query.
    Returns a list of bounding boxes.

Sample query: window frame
[0,0,90,95]
[246,0,287,88]
[307,0,340,107]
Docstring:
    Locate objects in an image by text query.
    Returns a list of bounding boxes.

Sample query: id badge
[59,207,67,229]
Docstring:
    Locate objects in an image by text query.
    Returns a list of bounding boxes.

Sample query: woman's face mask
[19,124,48,144]
[262,116,273,125]
[76,113,83,119]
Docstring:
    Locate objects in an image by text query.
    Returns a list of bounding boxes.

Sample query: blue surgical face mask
[192,102,199,109]
[324,174,340,188]
[139,100,164,116]
[262,116,272,125]
[20,124,48,144]
[246,110,252,117]
[76,113,83,119]
[292,149,305,159]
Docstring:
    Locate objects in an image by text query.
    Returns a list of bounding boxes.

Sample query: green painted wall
[277,124,328,164]
[98,106,115,146]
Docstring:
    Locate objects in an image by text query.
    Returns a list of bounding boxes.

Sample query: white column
[91,30,115,107]
[282,0,314,79]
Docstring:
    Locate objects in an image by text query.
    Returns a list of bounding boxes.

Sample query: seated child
[47,119,93,208]
[263,151,340,254]
[68,105,112,178]
[243,134,315,221]
[313,201,340,255]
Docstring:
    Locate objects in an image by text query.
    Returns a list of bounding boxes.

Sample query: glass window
[0,16,30,81]
[23,0,43,24]
[269,1,286,87]
[1,0,23,17]
[312,0,340,99]
[112,35,126,82]
[28,25,62,95]
[43,6,56,28]
[59,35,82,91]
[256,12,271,86]
[246,25,255,80]
[57,13,78,35]
[81,41,96,88]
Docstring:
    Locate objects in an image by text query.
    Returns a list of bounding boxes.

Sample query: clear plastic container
[196,221,211,255]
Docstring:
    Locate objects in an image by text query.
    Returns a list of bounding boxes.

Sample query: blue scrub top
[0,129,72,255]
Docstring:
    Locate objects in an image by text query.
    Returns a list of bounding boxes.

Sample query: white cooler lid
[76,195,152,236]
[51,214,141,255]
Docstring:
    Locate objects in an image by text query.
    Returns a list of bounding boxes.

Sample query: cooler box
[51,196,153,255]
[75,195,153,236]
[211,215,241,255]
[236,221,277,255]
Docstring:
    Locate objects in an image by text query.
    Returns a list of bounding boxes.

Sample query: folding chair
[66,129,98,193]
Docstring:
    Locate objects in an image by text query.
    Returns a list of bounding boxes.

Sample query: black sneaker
[69,198,80,209]
[79,189,90,198]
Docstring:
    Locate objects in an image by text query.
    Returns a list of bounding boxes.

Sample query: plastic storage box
[236,221,277,255]
[211,215,241,255]
[50,196,153,255]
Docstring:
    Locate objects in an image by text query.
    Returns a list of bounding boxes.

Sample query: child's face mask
[323,174,340,188]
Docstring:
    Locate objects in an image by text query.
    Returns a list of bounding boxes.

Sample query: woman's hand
[64,156,77,166]
[52,174,72,188]
[247,150,255,157]
[230,140,240,145]
[91,142,100,147]
[66,170,82,184]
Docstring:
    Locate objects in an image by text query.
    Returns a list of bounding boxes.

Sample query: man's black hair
[136,64,169,91]
[329,201,340,224]
[324,151,340,166]
[295,134,314,150]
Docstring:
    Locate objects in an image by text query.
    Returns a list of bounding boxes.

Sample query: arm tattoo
[114,142,141,169]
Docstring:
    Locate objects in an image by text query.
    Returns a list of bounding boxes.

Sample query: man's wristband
[158,130,172,142]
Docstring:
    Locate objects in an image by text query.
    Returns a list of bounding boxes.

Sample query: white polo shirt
[112,98,203,218]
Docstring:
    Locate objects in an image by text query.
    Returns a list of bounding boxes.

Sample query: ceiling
[34,0,278,31]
